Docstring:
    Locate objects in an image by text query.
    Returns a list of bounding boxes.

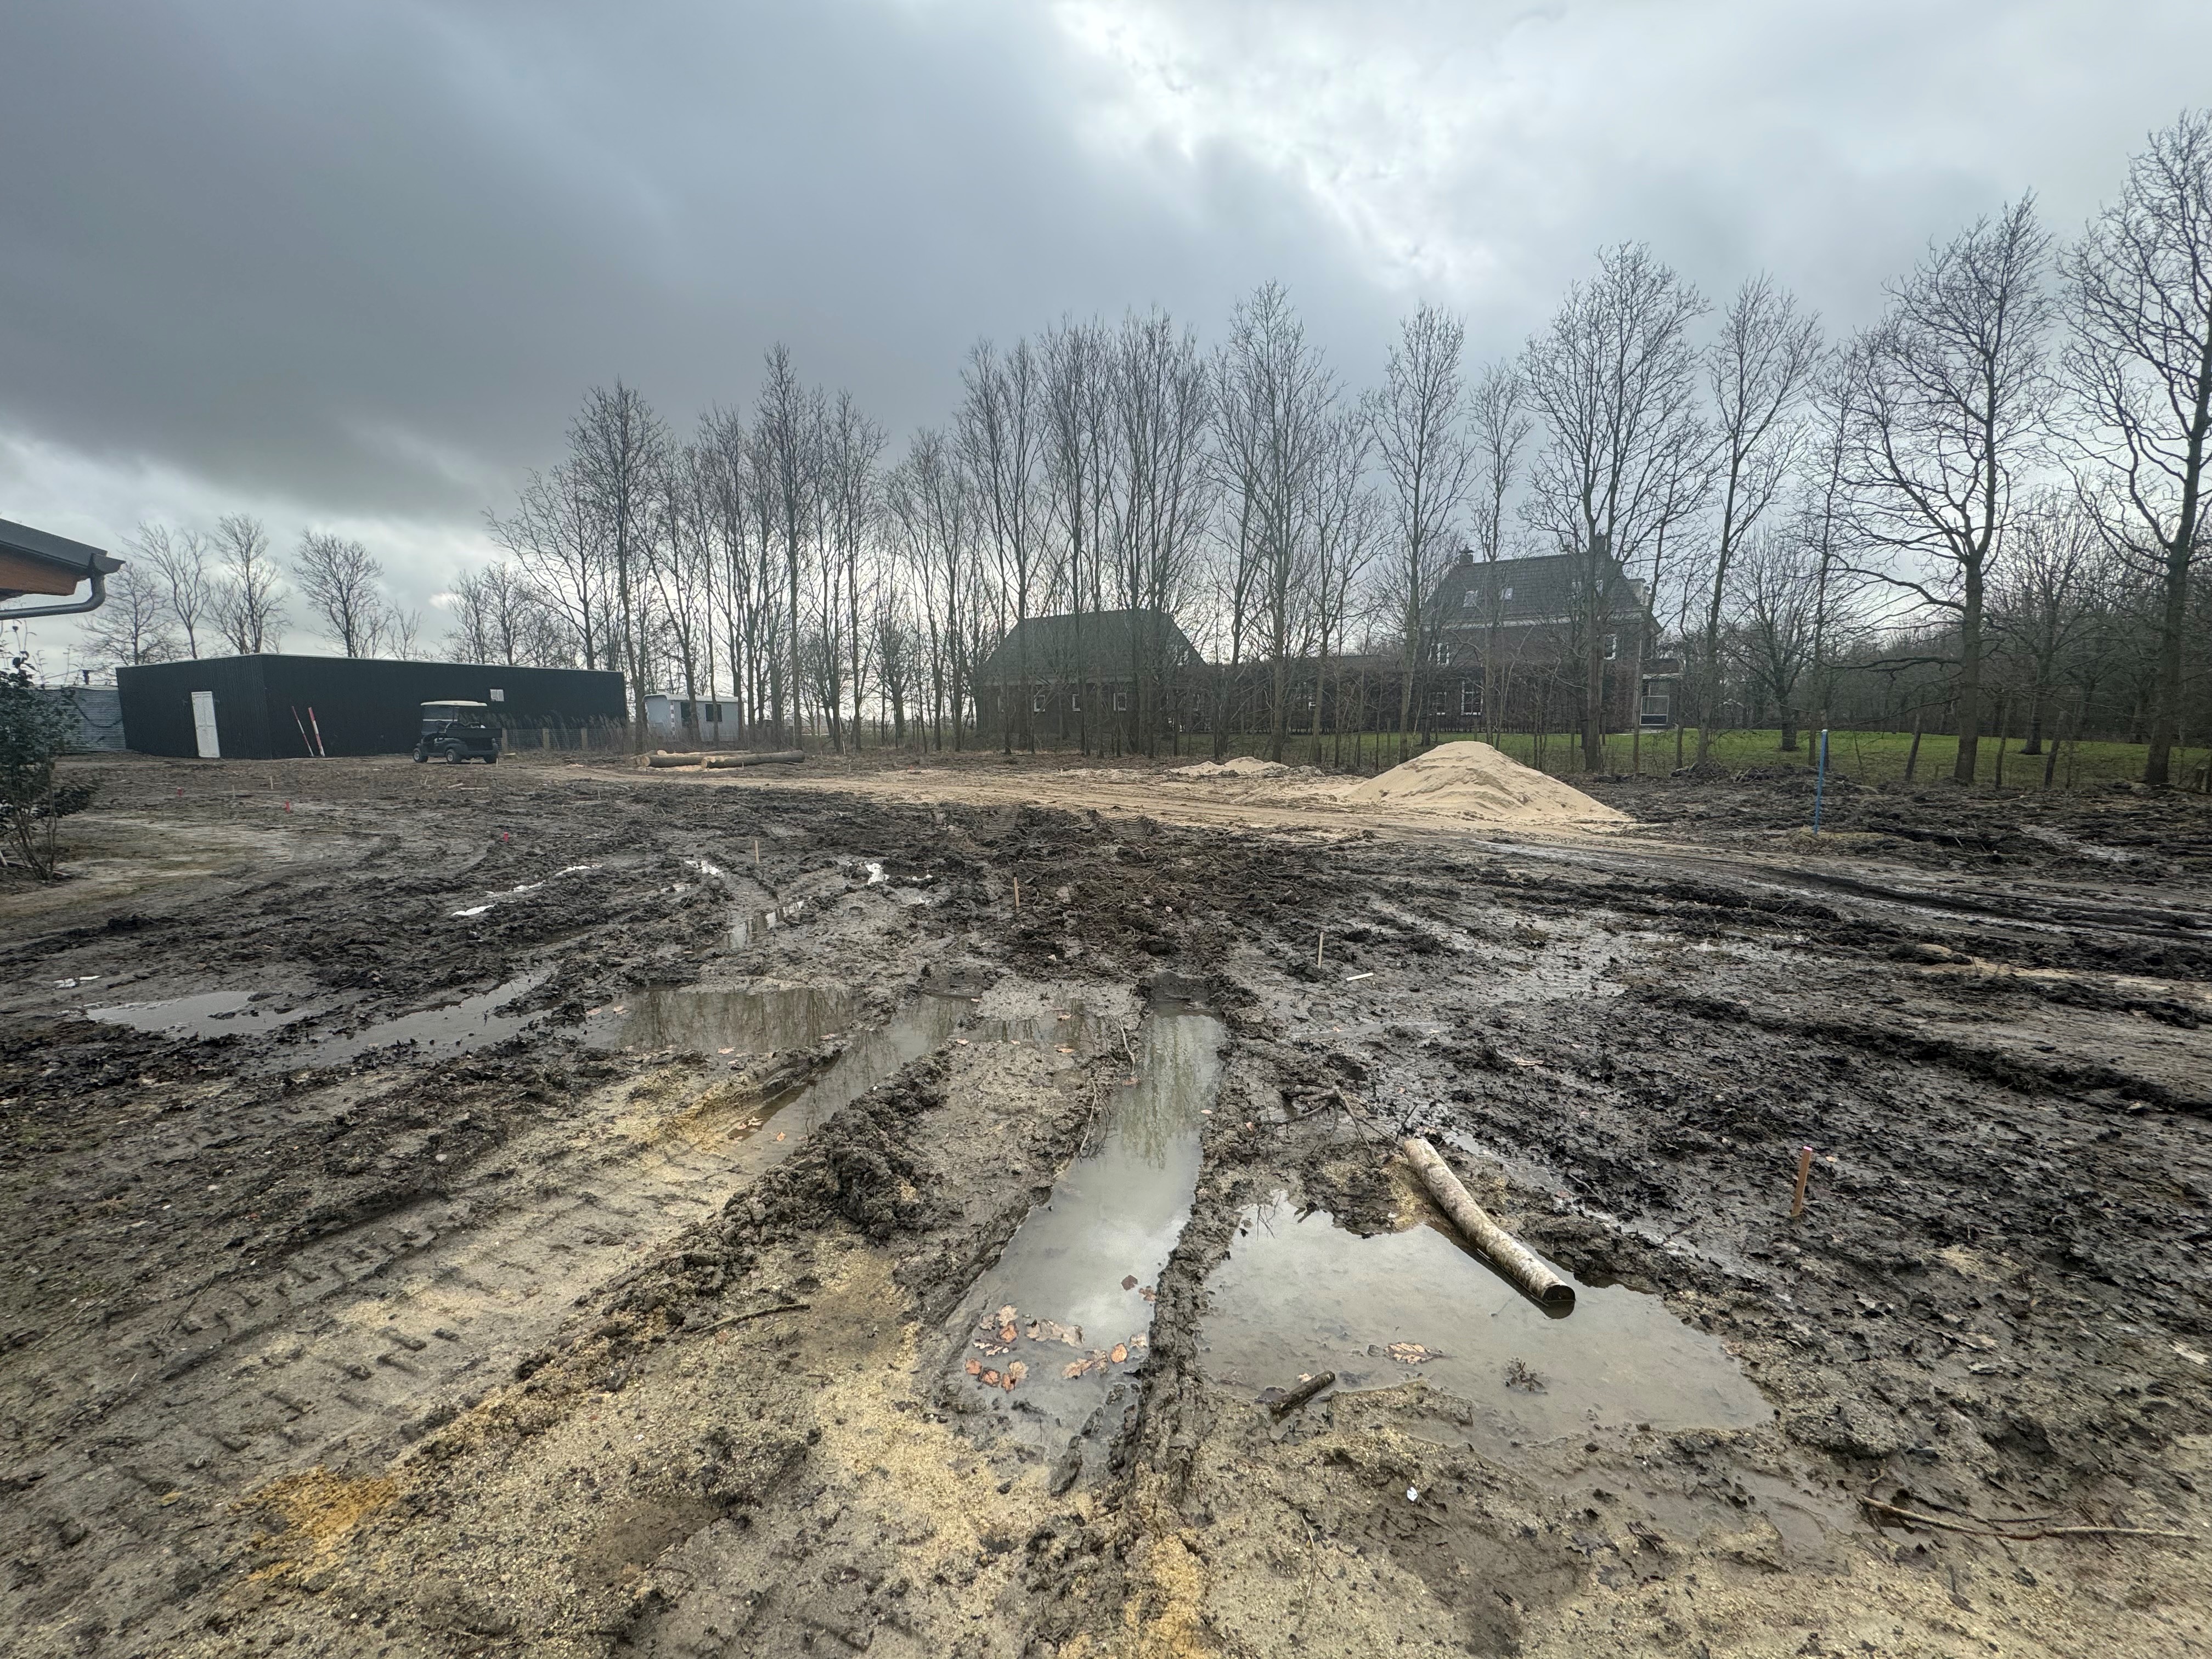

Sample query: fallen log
[1400,1136,1574,1310]
[1269,1369,1337,1416]
[647,752,704,768]
[703,750,809,769]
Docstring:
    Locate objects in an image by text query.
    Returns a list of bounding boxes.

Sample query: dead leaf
[980,1368,1001,1386]
[1137,1285,1157,1302]
[1384,1343,1438,1364]
[997,1323,1017,1344]
[1028,1318,1084,1346]
[964,1359,981,1376]
[1120,1275,1138,1291]
[774,1132,785,1142]
[1057,1046,1074,1054]
[1062,1361,1086,1379]
[1007,1361,1028,1386]
[996,1304,1017,1325]
[1127,1333,1148,1352]
[718,1047,733,1054]
[1110,1343,1128,1364]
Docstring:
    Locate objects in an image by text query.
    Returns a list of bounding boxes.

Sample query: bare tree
[1841,198,2055,785]
[1523,246,1709,769]
[1107,309,1212,756]
[2065,110,2212,786]
[1307,410,1379,764]
[1373,303,1477,758]
[825,392,886,751]
[569,381,669,747]
[450,561,563,665]
[210,513,285,654]
[1728,526,1824,753]
[1218,284,1335,761]
[1042,318,1114,753]
[84,559,176,667]
[488,463,603,668]
[1464,360,1531,743]
[294,531,388,656]
[1694,275,1825,762]
[958,338,1047,752]
[133,524,212,659]
[757,346,822,746]
[1992,492,2102,753]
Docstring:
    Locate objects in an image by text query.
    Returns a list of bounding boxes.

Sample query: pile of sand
[1167,756,1288,781]
[1344,741,1628,826]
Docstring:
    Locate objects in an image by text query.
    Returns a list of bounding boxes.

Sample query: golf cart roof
[422,699,489,708]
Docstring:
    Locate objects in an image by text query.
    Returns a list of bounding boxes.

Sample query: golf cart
[414,700,500,764]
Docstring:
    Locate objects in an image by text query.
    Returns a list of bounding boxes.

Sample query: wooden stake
[1791,1146,1814,1218]
[1013,876,1021,913]
[1317,930,1325,968]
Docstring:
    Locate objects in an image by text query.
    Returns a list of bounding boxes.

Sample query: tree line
[88,112,2212,785]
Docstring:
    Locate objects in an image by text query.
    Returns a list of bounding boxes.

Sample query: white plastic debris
[452,904,494,918]
[1406,1486,1420,1503]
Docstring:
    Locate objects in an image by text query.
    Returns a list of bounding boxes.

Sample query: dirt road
[3,751,2207,1657]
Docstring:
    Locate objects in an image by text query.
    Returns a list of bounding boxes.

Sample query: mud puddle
[84,989,314,1037]
[586,982,854,1053]
[303,969,554,1064]
[1200,1194,1772,1453]
[945,1009,1222,1451]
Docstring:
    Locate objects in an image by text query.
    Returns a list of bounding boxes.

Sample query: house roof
[0,517,122,601]
[974,609,1201,684]
[1432,551,1646,627]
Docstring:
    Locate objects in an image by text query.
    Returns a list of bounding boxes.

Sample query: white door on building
[190,690,220,758]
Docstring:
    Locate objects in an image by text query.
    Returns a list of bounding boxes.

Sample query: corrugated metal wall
[117,656,628,758]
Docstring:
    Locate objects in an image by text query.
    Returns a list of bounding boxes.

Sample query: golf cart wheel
[413,752,427,764]
[483,754,498,765]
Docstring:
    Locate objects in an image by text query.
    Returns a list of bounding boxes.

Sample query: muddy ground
[3,749,2209,1658]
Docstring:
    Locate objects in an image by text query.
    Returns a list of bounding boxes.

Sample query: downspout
[0,567,108,621]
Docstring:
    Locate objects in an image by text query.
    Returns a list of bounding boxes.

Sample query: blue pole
[1812,727,1830,833]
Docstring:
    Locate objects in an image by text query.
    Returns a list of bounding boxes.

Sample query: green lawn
[1173,726,2186,789]
[1477,727,2176,789]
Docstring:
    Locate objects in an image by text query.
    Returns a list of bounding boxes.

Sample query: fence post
[1812,728,1830,834]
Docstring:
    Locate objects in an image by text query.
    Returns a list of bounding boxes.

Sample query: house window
[1459,680,1480,716]
[1461,590,1477,608]
[1069,692,1080,713]
[1602,633,1618,661]
[1113,690,1130,712]
[1429,640,1451,666]
[1502,586,1513,600]
[1031,689,1047,713]
[704,702,723,723]
[489,688,505,702]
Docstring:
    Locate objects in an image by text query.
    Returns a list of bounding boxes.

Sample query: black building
[116,654,628,759]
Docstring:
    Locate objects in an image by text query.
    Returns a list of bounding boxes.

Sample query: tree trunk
[1951,565,1984,785]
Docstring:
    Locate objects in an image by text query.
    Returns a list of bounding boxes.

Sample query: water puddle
[587,983,853,1054]
[306,970,554,1064]
[1199,1195,1771,1453]
[86,990,312,1039]
[737,992,975,1172]
[944,1009,1222,1450]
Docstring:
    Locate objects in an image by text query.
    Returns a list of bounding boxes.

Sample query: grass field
[1185,725,2198,789]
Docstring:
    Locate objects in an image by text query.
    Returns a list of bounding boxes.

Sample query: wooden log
[1400,1137,1574,1310]
[647,752,704,768]
[702,750,809,769]
[1269,1369,1337,1416]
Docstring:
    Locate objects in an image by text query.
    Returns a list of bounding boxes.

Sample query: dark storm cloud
[0,1,1375,520]
[4,0,2212,628]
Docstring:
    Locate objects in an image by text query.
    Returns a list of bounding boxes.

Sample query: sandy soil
[2,748,2208,1658]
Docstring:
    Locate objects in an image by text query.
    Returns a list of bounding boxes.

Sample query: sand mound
[1169,756,1287,780]
[1344,741,1627,826]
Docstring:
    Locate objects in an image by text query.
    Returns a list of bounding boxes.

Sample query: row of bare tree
[80,113,2212,785]
[89,516,424,668]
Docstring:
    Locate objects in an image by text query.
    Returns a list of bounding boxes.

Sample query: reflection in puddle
[946,1011,1222,1448]
[1200,1195,1771,1451]
[590,983,853,1054]
[737,993,974,1172]
[309,970,553,1064]
[86,991,311,1039]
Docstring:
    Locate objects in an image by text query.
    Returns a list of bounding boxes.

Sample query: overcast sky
[5,0,2209,665]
